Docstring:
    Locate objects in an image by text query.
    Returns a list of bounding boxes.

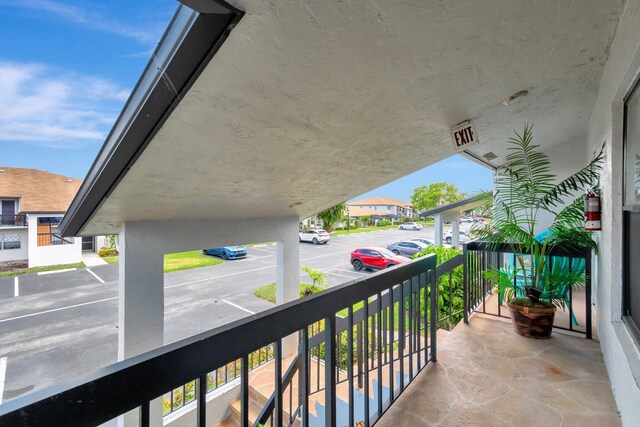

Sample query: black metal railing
[37,233,74,246]
[463,241,592,339]
[163,344,274,416]
[0,214,27,227]
[0,254,438,427]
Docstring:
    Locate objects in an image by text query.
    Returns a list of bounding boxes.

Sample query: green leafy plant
[413,245,464,329]
[475,124,603,308]
[302,265,328,294]
[98,247,118,257]
[376,219,390,227]
[317,203,347,231]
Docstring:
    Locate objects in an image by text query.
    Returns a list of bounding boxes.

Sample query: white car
[299,229,330,244]
[460,217,474,223]
[398,222,423,230]
[444,230,471,244]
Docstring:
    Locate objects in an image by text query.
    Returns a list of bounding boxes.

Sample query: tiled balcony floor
[376,314,621,427]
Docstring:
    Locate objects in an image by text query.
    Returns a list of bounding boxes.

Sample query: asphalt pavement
[0,226,439,403]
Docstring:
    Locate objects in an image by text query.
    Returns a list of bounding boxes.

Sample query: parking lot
[0,226,444,403]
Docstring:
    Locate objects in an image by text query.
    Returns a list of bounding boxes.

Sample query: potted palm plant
[479,125,603,339]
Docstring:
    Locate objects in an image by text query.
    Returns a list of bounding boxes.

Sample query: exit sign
[450,121,479,152]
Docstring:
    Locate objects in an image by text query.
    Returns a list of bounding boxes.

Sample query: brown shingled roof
[0,167,81,213]
[350,196,413,208]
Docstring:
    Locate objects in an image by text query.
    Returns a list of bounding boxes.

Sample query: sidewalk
[82,252,108,267]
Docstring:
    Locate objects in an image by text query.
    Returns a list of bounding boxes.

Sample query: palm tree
[317,203,347,232]
[478,124,603,306]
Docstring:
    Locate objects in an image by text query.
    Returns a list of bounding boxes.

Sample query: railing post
[241,355,249,427]
[300,329,309,427]
[197,373,207,427]
[356,323,363,388]
[324,315,337,427]
[463,243,469,324]
[429,268,438,363]
[585,250,593,339]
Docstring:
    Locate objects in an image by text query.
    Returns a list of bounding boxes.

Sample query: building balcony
[0,214,27,227]
[377,314,619,427]
[0,244,619,426]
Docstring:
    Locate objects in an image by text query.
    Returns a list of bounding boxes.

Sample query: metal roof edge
[59,0,244,237]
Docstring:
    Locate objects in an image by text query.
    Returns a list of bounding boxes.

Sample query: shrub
[99,248,119,257]
[376,219,390,227]
[413,245,464,330]
[400,216,413,223]
[353,219,361,228]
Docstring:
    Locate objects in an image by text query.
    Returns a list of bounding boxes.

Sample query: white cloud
[0,61,129,148]
[1,0,167,44]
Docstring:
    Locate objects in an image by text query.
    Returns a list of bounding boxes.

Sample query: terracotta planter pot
[507,300,556,339]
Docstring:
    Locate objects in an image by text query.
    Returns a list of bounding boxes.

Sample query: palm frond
[538,144,604,210]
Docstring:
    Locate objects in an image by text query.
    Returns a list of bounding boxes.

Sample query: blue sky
[0,0,492,199]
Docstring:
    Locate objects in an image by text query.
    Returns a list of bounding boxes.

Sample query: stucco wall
[0,228,28,262]
[586,0,640,424]
[27,213,82,268]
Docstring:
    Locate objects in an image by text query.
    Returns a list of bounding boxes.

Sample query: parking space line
[249,246,276,254]
[0,296,117,324]
[331,268,366,276]
[13,277,18,297]
[221,299,255,315]
[38,268,77,276]
[86,268,105,284]
[327,271,359,280]
[0,356,6,403]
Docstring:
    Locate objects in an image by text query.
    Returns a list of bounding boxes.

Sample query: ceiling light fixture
[503,90,529,106]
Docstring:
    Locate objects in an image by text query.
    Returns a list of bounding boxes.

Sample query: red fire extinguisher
[585,188,601,231]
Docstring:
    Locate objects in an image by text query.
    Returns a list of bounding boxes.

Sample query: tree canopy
[317,202,347,231]
[410,182,466,212]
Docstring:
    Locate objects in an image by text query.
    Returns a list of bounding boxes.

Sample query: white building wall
[585,0,640,424]
[0,228,28,262]
[27,213,82,268]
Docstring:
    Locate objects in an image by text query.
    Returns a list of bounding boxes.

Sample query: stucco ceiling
[81,0,623,235]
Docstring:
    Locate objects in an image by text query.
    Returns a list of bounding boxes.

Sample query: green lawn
[0,262,86,278]
[331,221,433,236]
[100,250,223,272]
[255,282,316,302]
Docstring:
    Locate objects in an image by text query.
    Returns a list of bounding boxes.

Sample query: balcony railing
[0,254,454,427]
[0,214,27,227]
[37,233,74,246]
[463,241,593,339]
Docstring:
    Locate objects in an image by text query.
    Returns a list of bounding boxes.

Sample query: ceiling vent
[483,152,498,161]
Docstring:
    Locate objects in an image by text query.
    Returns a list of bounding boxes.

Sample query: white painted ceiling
[81,0,623,235]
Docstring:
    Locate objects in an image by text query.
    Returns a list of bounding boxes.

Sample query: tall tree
[317,203,347,231]
[411,182,466,212]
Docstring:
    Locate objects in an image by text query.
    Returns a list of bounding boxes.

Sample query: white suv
[444,230,471,244]
[299,229,330,244]
[398,222,423,230]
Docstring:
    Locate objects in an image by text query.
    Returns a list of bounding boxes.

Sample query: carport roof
[60,0,623,237]
[419,193,491,217]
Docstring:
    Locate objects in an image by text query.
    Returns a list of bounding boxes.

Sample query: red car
[350,247,410,271]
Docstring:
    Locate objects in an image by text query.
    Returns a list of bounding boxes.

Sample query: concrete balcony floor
[377,314,620,427]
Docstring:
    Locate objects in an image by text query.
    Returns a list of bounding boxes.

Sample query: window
[1,234,20,250]
[624,77,640,340]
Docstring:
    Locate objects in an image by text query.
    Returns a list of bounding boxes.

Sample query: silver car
[386,240,428,256]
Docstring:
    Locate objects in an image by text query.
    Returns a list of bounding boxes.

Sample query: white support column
[276,219,300,356]
[451,217,460,248]
[434,214,443,246]
[118,222,164,427]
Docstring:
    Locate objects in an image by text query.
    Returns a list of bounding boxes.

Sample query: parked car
[460,217,474,223]
[299,229,330,244]
[350,247,409,271]
[386,240,429,256]
[443,230,471,244]
[398,222,423,230]
[203,245,247,260]
[411,238,434,246]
